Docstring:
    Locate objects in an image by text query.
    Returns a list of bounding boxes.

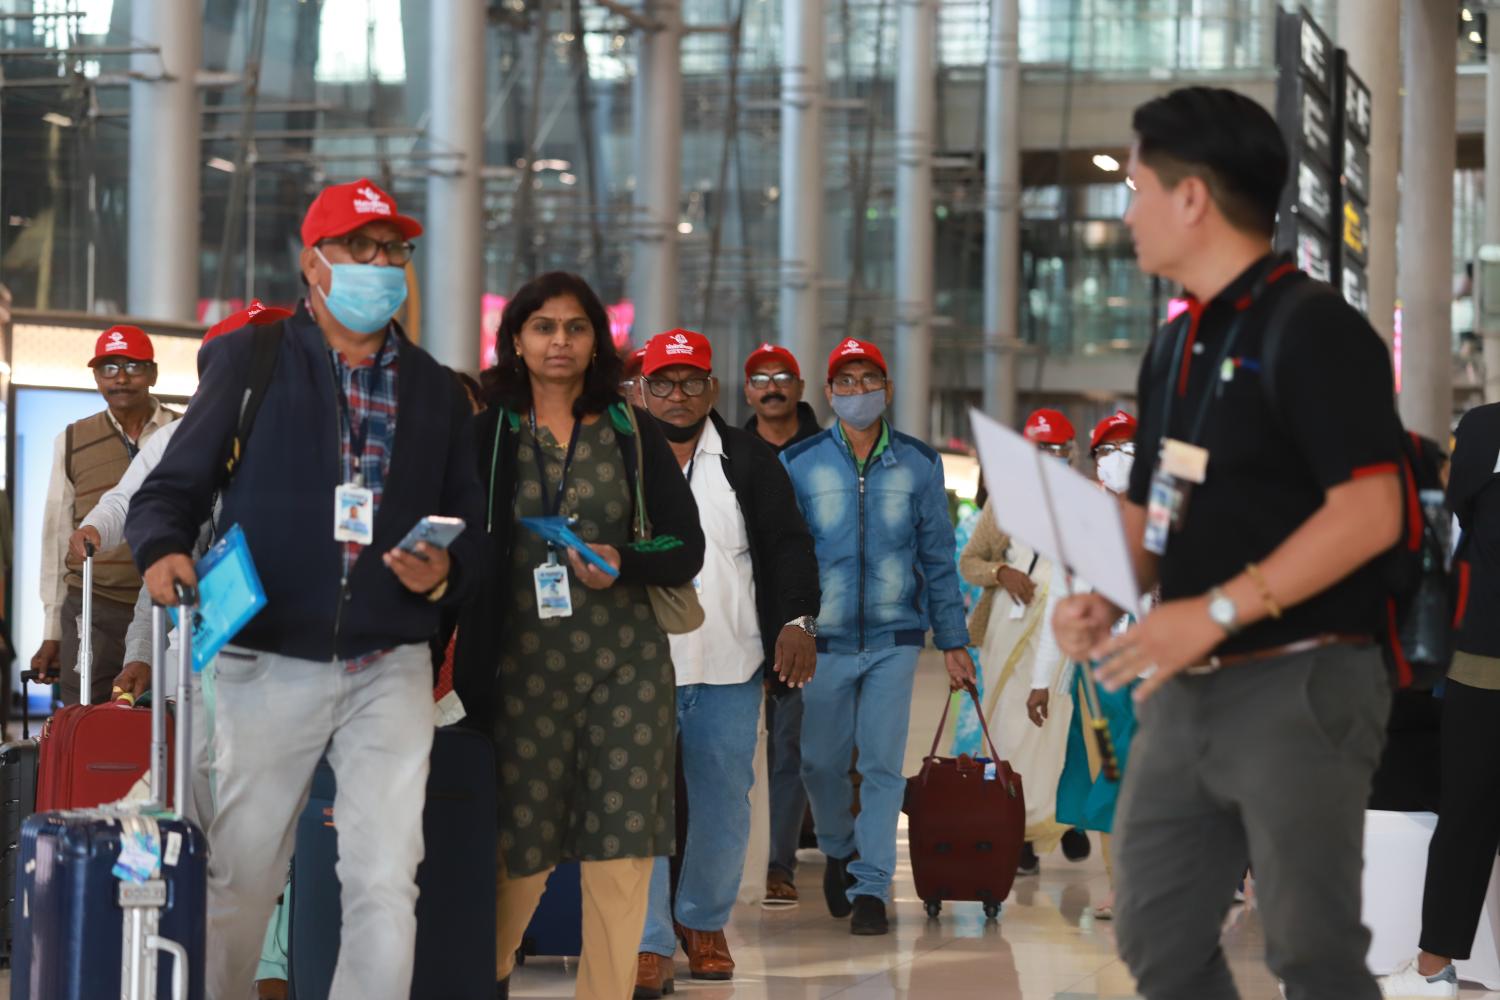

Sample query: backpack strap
[1255,275,1341,416]
[221,321,285,486]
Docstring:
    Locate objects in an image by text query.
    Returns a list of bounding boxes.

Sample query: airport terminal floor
[4,654,1482,1000]
[404,640,1500,1000]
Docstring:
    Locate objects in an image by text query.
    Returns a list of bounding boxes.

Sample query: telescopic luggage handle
[79,540,95,706]
[149,580,197,815]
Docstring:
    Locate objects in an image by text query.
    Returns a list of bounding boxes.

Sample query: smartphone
[396,515,466,554]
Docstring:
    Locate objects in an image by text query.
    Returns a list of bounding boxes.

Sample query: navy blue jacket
[125,305,486,662]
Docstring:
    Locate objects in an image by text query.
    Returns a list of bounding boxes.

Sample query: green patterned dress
[495,414,676,877]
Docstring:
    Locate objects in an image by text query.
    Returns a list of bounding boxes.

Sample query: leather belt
[1184,633,1374,675]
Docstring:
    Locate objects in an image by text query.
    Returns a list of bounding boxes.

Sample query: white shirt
[667,420,764,687]
[40,399,178,640]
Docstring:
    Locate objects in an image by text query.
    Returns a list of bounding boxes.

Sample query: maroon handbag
[902,683,1026,920]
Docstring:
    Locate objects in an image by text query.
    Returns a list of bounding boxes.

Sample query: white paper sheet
[970,409,1143,614]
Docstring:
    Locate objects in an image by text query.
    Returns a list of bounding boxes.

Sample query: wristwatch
[785,615,818,637]
[1207,586,1240,636]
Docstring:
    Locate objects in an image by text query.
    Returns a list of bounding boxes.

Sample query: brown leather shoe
[634,952,676,998]
[676,924,735,981]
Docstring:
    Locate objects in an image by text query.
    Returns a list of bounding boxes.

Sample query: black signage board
[1296,160,1336,234]
[1296,219,1333,283]
[1343,133,1370,203]
[1342,260,1370,317]
[1344,64,1371,144]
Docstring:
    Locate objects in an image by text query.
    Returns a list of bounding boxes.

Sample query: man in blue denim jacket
[780,337,974,935]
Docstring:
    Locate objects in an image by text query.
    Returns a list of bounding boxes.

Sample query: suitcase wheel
[923,900,942,919]
[983,901,1001,920]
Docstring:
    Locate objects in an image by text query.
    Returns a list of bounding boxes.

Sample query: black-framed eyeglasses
[319,234,416,266]
[830,373,888,394]
[95,360,155,379]
[644,375,713,399]
[748,372,800,391]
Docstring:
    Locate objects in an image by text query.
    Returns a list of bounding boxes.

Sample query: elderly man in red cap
[33,325,179,705]
[125,179,486,999]
[631,329,819,994]
[740,341,825,907]
[779,338,973,936]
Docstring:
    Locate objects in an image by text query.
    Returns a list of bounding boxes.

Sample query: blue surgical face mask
[314,247,408,335]
[830,389,887,431]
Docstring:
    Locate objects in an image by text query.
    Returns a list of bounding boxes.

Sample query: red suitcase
[902,684,1025,920]
[34,547,174,812]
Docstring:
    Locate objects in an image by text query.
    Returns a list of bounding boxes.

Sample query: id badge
[534,563,574,619]
[1160,438,1209,485]
[333,483,375,545]
[1144,469,1183,556]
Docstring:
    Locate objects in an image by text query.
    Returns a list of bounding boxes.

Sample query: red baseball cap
[1024,408,1075,445]
[643,329,713,376]
[827,338,887,381]
[1090,410,1137,451]
[623,346,647,377]
[90,325,154,366]
[744,342,801,379]
[300,178,423,247]
[203,299,294,345]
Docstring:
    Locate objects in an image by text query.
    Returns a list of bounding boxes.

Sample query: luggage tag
[333,483,375,545]
[1143,439,1209,556]
[534,547,574,620]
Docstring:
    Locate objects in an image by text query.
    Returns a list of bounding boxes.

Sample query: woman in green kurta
[453,271,704,1000]
[497,412,676,871]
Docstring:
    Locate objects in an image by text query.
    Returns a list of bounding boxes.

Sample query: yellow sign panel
[1343,200,1367,259]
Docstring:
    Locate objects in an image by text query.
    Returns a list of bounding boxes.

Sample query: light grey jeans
[205,643,434,1000]
[1114,643,1390,1000]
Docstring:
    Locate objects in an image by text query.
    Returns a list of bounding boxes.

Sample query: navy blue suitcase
[11,812,208,998]
[517,862,582,963]
[11,596,206,999]
[289,726,498,999]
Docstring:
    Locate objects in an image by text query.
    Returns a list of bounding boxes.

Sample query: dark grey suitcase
[0,670,40,966]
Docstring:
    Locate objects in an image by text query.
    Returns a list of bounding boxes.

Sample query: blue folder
[170,523,268,671]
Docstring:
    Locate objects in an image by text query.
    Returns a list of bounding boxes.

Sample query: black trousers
[1420,677,1500,959]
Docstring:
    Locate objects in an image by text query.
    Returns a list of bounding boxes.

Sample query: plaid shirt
[331,333,399,671]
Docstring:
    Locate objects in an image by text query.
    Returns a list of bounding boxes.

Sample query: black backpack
[1256,276,1453,689]
[219,320,284,487]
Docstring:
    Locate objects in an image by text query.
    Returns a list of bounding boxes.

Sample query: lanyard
[528,409,583,517]
[1157,309,1253,448]
[331,363,369,486]
[1156,263,1292,447]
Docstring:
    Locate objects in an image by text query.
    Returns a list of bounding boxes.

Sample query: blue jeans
[640,678,763,956]
[766,687,808,880]
[800,646,921,903]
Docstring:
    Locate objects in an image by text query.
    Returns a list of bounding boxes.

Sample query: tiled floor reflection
[507,652,1500,999]
[4,654,1498,998]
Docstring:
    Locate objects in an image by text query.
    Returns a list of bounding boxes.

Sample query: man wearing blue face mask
[126,178,486,999]
[780,338,973,936]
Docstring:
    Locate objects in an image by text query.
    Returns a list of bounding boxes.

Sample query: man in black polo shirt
[1053,87,1403,1000]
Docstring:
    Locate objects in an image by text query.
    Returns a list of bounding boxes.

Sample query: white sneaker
[1378,958,1459,998]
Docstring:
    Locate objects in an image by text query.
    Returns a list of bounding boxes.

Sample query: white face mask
[1096,450,1134,494]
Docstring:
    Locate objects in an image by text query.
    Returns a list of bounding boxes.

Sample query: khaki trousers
[496,850,654,1000]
